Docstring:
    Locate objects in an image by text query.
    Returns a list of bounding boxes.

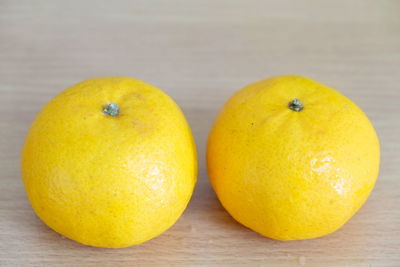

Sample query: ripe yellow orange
[207,75,380,240]
[21,77,197,248]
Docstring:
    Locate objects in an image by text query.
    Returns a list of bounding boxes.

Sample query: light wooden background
[1,0,399,266]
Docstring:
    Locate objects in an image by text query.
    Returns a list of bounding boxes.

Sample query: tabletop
[1,0,399,266]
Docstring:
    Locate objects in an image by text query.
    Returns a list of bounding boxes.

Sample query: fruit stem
[288,98,303,112]
[103,103,120,117]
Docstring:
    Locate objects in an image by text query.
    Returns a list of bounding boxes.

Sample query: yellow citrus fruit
[207,75,380,240]
[21,77,197,248]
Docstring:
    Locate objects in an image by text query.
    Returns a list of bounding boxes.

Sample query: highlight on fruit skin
[21,77,197,248]
[207,75,380,241]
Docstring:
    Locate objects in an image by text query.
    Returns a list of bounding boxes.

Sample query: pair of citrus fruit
[21,75,380,248]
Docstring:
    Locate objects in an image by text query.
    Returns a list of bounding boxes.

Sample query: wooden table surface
[1,0,399,266]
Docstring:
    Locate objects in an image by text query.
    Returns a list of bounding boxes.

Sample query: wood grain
[1,0,399,266]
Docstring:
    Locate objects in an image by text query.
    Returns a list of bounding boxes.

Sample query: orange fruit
[21,77,197,248]
[207,75,380,240]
